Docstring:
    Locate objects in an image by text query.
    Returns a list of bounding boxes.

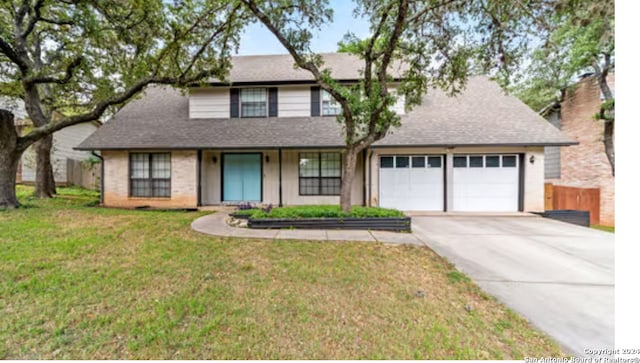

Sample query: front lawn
[0,186,563,359]
[239,205,405,219]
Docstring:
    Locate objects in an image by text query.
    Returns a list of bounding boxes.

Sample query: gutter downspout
[278,148,283,207]
[91,151,104,205]
[361,149,366,206]
[368,149,373,207]
[197,150,202,207]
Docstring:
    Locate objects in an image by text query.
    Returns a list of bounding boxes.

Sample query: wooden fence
[544,183,600,225]
[67,159,99,190]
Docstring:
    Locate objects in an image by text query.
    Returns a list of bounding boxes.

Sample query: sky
[236,0,370,55]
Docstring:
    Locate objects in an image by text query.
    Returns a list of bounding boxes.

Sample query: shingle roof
[77,75,575,150]
[375,77,575,147]
[210,53,406,84]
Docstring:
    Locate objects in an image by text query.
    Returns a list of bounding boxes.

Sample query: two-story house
[76,53,575,212]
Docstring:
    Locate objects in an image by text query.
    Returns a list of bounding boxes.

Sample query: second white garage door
[452,154,520,212]
[379,155,444,211]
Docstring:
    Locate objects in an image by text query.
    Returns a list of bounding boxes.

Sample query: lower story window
[130,153,171,197]
[299,152,341,195]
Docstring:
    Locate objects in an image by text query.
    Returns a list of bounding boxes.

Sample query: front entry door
[222,153,262,202]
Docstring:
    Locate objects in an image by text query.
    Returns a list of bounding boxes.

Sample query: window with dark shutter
[321,90,342,116]
[240,88,267,117]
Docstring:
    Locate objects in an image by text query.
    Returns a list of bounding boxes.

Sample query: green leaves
[248,205,405,219]
[1,0,247,136]
[509,0,614,110]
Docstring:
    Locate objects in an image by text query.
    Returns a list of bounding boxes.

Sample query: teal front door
[222,153,262,202]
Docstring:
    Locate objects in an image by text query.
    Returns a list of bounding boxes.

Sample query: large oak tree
[241,0,552,212]
[0,0,246,208]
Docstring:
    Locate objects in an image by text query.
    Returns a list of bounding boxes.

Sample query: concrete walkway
[191,211,425,245]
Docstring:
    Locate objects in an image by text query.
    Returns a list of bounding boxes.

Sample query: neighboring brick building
[543,74,615,226]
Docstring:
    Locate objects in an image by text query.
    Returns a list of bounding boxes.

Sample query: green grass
[592,225,615,233]
[0,186,564,359]
[248,205,405,219]
[447,270,471,284]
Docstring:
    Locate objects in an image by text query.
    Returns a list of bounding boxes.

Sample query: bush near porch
[235,205,405,219]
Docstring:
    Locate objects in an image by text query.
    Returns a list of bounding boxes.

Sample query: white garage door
[379,155,444,211]
[452,154,520,212]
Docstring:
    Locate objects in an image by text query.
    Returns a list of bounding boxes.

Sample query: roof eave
[371,141,579,148]
[75,141,578,151]
[191,78,405,88]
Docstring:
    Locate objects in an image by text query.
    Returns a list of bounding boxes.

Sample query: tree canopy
[240,0,554,211]
[0,0,247,208]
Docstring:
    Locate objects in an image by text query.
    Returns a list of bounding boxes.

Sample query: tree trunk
[33,134,57,198]
[0,110,21,209]
[603,119,614,176]
[340,146,360,212]
[595,64,614,176]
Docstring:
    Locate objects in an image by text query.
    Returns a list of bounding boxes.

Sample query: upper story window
[241,88,267,117]
[321,90,342,116]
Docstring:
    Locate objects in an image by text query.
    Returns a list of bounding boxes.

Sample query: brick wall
[102,150,198,208]
[550,75,615,226]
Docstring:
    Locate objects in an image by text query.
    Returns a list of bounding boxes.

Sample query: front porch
[199,148,364,207]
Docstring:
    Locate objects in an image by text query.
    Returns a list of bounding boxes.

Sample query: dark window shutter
[310,86,320,116]
[230,88,239,118]
[268,87,278,117]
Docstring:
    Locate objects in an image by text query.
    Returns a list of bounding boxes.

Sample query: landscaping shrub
[248,205,405,219]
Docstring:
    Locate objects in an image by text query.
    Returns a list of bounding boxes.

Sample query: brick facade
[546,75,615,226]
[102,150,198,208]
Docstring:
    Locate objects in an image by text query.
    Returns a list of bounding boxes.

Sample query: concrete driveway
[410,215,614,357]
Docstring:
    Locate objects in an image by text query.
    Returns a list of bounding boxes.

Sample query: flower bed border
[247,217,411,232]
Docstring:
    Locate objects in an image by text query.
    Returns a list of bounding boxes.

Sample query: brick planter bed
[247,217,411,232]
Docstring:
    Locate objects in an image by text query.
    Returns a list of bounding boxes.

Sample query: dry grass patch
[0,186,564,359]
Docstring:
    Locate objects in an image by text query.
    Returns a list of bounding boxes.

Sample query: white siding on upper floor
[278,86,311,117]
[187,84,405,119]
[189,88,230,119]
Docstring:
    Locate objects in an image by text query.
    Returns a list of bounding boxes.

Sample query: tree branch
[239,1,349,104]
[17,70,219,151]
[363,2,394,95]
[20,0,46,38]
[407,0,463,24]
[0,37,29,72]
[24,56,83,85]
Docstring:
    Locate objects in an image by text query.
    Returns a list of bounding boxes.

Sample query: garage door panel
[379,155,444,211]
[460,183,517,195]
[453,154,519,212]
